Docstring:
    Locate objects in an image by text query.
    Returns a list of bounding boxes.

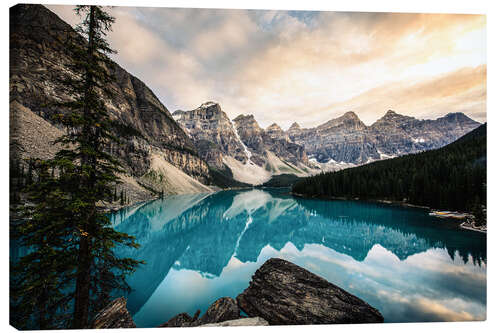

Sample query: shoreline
[290,192,487,234]
[290,192,431,210]
[102,185,246,213]
[459,221,487,234]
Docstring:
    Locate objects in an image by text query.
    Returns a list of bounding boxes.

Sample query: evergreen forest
[292,124,486,214]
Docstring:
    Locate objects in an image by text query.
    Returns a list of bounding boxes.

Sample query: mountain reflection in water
[111,188,486,327]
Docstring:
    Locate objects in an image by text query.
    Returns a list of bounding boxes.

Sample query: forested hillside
[292,124,486,212]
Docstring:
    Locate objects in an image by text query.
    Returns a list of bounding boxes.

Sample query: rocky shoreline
[91,258,383,328]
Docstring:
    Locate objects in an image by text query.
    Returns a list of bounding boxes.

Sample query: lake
[110,188,486,327]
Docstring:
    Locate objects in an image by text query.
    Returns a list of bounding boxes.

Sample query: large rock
[200,317,269,327]
[158,311,200,328]
[90,297,136,329]
[236,258,384,325]
[160,297,240,327]
[196,297,240,325]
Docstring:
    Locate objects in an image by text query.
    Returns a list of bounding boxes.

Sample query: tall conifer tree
[11,5,142,329]
[62,5,142,328]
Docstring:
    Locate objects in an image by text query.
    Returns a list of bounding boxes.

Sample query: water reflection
[112,189,486,327]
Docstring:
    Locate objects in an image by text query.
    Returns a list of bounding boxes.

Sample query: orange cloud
[317,65,486,126]
[45,5,486,129]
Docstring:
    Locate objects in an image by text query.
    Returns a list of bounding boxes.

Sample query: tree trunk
[72,7,96,328]
[72,235,92,328]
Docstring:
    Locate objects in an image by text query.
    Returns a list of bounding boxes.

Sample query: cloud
[45,5,486,128]
[316,65,486,126]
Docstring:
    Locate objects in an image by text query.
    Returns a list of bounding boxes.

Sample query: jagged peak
[382,110,404,118]
[377,110,414,122]
[341,111,360,119]
[200,101,219,108]
[266,123,283,132]
[233,114,263,131]
[289,122,301,131]
[318,111,365,130]
[443,112,471,119]
[438,112,479,124]
[233,114,255,122]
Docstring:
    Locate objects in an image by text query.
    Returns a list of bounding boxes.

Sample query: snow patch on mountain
[230,120,253,162]
[307,155,356,172]
[377,149,397,160]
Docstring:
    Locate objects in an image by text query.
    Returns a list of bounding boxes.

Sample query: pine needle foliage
[11,6,142,330]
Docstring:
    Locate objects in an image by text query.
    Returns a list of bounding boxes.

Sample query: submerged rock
[90,297,136,329]
[236,258,384,325]
[200,317,269,327]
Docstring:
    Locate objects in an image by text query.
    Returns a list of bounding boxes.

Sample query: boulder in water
[236,258,384,325]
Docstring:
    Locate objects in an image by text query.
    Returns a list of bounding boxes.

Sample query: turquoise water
[110,188,486,327]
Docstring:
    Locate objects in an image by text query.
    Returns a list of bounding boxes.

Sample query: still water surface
[110,189,486,327]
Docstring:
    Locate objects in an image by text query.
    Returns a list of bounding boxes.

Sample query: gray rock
[158,312,197,328]
[233,114,308,167]
[173,102,249,168]
[200,317,269,327]
[161,297,240,327]
[236,258,384,325]
[265,123,290,141]
[196,297,240,325]
[90,297,136,329]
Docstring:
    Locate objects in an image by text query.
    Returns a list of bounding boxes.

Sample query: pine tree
[11,5,142,329]
[11,159,77,329]
[59,6,141,328]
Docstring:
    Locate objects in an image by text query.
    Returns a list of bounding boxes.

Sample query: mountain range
[173,102,480,185]
[9,4,482,204]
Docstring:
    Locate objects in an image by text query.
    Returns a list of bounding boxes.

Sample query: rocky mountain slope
[232,115,311,177]
[10,4,214,203]
[288,110,481,166]
[174,104,313,185]
[172,102,249,169]
[10,4,483,196]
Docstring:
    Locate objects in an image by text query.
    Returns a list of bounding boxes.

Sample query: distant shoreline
[290,192,430,210]
[290,192,487,234]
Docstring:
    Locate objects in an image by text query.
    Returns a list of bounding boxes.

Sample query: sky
[46,5,486,129]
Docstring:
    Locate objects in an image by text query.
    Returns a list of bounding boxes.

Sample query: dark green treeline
[293,124,486,213]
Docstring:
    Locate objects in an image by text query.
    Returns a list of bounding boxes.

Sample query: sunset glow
[47,5,486,128]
